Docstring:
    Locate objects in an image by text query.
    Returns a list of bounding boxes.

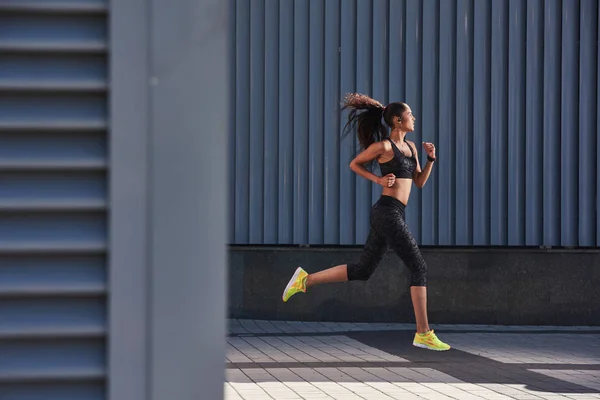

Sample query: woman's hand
[378,173,396,188]
[422,142,436,160]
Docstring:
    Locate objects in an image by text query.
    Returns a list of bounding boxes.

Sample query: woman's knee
[347,262,376,281]
[408,260,428,286]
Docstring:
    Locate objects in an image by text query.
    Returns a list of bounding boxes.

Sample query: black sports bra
[378,137,417,179]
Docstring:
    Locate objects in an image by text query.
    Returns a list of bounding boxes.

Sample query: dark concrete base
[228,246,600,326]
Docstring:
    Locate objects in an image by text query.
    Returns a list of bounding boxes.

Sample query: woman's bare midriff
[381,178,412,205]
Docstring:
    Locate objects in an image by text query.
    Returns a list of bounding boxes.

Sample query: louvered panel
[233,0,600,247]
[0,2,107,399]
[1,382,104,400]
[0,256,105,297]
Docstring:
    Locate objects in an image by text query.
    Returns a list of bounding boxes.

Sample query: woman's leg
[410,286,429,333]
[381,209,450,350]
[309,227,389,286]
[306,264,348,288]
[282,225,388,301]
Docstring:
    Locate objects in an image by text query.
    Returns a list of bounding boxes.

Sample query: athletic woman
[281,93,450,351]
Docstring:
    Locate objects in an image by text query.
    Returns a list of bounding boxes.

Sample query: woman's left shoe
[413,330,451,351]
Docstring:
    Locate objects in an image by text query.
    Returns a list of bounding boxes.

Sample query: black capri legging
[347,195,428,286]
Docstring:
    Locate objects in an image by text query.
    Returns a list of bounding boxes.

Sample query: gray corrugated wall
[0,1,107,399]
[231,0,599,247]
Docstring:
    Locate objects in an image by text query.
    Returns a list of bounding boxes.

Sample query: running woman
[281,93,450,351]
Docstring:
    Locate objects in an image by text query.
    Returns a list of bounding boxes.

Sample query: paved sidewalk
[225,319,600,400]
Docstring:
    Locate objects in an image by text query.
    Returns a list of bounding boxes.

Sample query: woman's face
[396,106,416,132]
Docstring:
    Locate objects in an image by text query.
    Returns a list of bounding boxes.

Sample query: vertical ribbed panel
[597,0,600,248]
[308,0,324,243]
[438,0,455,245]
[232,0,600,247]
[324,0,341,244]
[455,0,473,245]
[354,0,372,245]
[543,1,561,246]
[249,0,265,243]
[421,0,439,245]
[525,0,544,245]
[293,0,309,244]
[473,0,491,246]
[579,0,597,247]
[234,0,250,243]
[405,0,422,242]
[278,0,294,244]
[561,0,580,246]
[508,0,526,245]
[339,0,357,245]
[490,0,508,245]
[264,0,279,244]
[0,2,107,399]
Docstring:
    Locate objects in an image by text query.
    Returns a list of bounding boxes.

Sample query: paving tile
[224,321,600,399]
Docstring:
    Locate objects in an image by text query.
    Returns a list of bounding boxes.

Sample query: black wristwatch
[427,155,436,162]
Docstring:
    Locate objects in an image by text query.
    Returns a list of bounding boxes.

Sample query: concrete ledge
[228,246,600,326]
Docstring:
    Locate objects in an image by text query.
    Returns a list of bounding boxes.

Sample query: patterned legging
[347,195,428,286]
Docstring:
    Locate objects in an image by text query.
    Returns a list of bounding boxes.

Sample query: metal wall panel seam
[472,0,491,246]
[578,0,597,247]
[561,0,580,246]
[264,0,279,244]
[598,0,600,247]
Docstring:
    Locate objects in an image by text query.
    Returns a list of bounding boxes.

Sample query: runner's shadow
[348,330,600,395]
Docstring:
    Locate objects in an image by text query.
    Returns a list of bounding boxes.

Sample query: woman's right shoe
[282,267,308,302]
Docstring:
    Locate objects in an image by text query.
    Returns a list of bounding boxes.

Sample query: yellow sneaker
[282,267,308,302]
[413,330,451,351]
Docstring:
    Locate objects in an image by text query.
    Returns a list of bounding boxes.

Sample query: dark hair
[341,93,409,150]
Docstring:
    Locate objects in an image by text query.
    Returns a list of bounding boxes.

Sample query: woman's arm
[350,141,396,187]
[408,141,436,188]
